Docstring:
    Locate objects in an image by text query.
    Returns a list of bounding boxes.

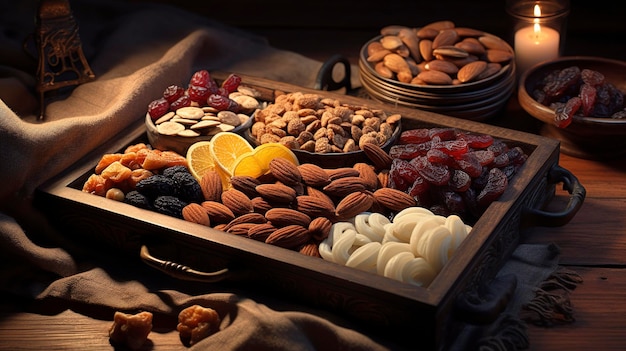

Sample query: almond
[432,29,458,49]
[353,162,379,191]
[335,191,375,220]
[419,39,433,61]
[265,224,310,249]
[298,163,330,187]
[454,27,484,37]
[223,212,267,231]
[416,27,439,40]
[265,208,312,227]
[200,170,223,202]
[454,38,486,56]
[201,201,235,224]
[377,169,390,188]
[256,183,297,204]
[325,167,360,181]
[380,35,404,50]
[247,223,277,241]
[375,61,394,79]
[478,35,511,51]
[230,175,261,198]
[383,53,411,74]
[226,222,256,236]
[432,46,469,58]
[221,189,253,216]
[457,60,487,83]
[299,242,321,257]
[416,70,452,85]
[424,59,459,75]
[295,195,336,219]
[486,49,513,63]
[269,158,301,185]
[323,176,367,197]
[251,196,273,214]
[422,20,455,31]
[373,188,417,212]
[308,216,333,241]
[362,143,393,171]
[398,27,422,63]
[367,49,392,63]
[305,186,336,208]
[182,203,211,226]
[477,62,502,80]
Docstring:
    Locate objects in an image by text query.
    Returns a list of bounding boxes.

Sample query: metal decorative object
[34,0,95,119]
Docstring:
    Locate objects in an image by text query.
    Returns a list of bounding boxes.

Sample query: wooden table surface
[2,2,626,349]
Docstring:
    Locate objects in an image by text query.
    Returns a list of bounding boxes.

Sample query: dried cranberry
[580,83,597,116]
[471,150,495,166]
[428,127,456,141]
[190,70,211,88]
[390,158,420,186]
[554,96,581,128]
[477,168,508,207]
[431,137,468,158]
[581,68,605,86]
[389,142,431,159]
[147,98,169,119]
[407,175,430,206]
[170,95,191,110]
[163,85,185,103]
[207,94,239,112]
[399,128,430,144]
[426,148,455,167]
[455,152,482,178]
[458,133,494,149]
[187,85,210,103]
[221,73,242,94]
[448,169,471,192]
[411,156,451,186]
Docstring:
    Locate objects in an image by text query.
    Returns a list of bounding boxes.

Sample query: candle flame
[533,4,542,17]
[533,4,542,41]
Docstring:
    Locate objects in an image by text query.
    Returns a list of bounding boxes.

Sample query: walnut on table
[108,311,153,350]
[177,304,221,346]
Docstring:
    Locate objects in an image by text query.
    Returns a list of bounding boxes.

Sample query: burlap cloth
[0,1,580,349]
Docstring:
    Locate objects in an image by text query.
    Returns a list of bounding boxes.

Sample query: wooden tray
[34,74,585,350]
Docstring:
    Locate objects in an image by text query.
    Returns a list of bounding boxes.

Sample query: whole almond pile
[366,20,514,85]
[182,150,418,257]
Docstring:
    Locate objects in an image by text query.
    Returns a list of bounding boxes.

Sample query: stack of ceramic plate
[359,35,516,121]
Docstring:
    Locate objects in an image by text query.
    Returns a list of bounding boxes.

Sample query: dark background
[124,0,626,63]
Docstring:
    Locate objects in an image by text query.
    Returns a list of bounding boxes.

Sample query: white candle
[514,5,560,74]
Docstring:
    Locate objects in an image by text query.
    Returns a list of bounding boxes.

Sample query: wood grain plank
[527,267,626,350]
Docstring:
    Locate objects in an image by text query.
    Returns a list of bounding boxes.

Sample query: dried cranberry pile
[147,70,242,120]
[387,127,527,223]
[531,66,625,128]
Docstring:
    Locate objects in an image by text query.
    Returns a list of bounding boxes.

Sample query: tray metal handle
[314,54,352,92]
[139,245,229,282]
[523,164,586,227]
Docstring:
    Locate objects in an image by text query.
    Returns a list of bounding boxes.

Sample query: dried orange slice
[209,132,254,179]
[232,143,299,178]
[186,141,216,182]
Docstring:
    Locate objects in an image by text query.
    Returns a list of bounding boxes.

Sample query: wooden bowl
[145,113,254,156]
[518,56,626,159]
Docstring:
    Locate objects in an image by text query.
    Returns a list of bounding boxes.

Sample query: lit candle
[514,4,560,74]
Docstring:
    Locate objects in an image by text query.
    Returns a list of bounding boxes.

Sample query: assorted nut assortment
[366,21,513,85]
[251,91,400,153]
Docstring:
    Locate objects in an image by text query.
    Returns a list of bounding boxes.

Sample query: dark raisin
[171,172,204,203]
[448,169,471,192]
[136,175,176,198]
[190,70,211,88]
[162,165,190,178]
[153,196,187,218]
[187,85,210,103]
[124,190,153,210]
[389,142,431,159]
[170,95,191,110]
[543,66,581,101]
[428,127,456,141]
[411,156,451,186]
[457,132,494,149]
[455,152,482,178]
